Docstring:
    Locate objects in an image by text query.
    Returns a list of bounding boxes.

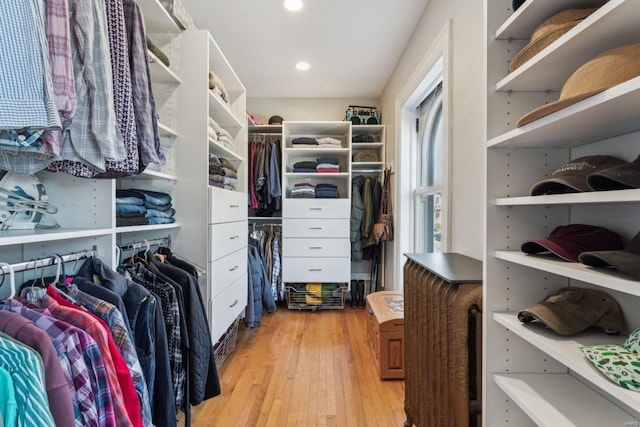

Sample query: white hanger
[0,262,16,298]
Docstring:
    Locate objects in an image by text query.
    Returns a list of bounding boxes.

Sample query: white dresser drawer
[283,199,350,219]
[209,221,247,262]
[210,247,247,298]
[282,256,351,283]
[210,274,247,343]
[282,238,350,258]
[208,186,247,224]
[283,218,349,238]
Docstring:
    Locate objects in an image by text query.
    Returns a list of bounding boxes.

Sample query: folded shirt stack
[209,154,238,190]
[317,137,342,149]
[208,117,237,153]
[291,137,318,146]
[315,183,339,199]
[316,157,340,173]
[291,182,316,198]
[116,189,176,226]
[293,160,317,173]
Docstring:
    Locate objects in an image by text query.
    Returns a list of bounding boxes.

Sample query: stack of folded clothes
[208,117,237,153]
[317,137,342,149]
[208,70,229,103]
[220,157,238,190]
[314,183,339,198]
[209,153,224,188]
[291,183,316,198]
[116,189,176,226]
[291,137,318,147]
[316,157,340,173]
[293,161,317,173]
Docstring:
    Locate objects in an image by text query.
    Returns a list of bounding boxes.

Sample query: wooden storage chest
[366,291,404,379]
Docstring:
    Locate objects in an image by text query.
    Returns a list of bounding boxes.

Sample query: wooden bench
[365,291,404,379]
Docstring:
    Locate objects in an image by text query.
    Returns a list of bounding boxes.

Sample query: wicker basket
[285,283,347,311]
[213,316,240,369]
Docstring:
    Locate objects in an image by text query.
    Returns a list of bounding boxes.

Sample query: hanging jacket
[351,176,365,261]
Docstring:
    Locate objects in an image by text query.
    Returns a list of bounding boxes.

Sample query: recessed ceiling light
[296,62,310,71]
[284,0,303,12]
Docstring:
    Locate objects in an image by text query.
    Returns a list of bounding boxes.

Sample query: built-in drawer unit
[282,256,351,283]
[209,220,248,261]
[283,218,349,238]
[209,247,247,298]
[210,274,248,343]
[283,199,350,219]
[282,237,350,258]
[208,186,246,224]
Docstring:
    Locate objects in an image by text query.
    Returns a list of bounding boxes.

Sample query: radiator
[403,254,483,427]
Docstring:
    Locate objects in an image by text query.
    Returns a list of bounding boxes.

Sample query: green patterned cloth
[580,328,640,392]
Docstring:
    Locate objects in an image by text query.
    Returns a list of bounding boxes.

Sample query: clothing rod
[353,169,384,173]
[250,223,282,227]
[119,235,171,252]
[0,247,98,275]
[249,132,282,136]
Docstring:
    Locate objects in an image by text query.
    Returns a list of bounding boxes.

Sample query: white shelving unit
[484,0,640,424]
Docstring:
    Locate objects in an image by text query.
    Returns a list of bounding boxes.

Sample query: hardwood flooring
[185,305,405,426]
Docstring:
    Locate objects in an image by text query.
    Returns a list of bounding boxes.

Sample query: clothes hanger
[0,262,16,299]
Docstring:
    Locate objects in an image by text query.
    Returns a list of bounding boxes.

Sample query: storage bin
[366,291,404,379]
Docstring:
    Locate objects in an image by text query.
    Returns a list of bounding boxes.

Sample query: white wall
[247,97,380,123]
[380,0,485,287]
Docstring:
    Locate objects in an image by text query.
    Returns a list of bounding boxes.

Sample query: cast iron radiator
[403,253,483,427]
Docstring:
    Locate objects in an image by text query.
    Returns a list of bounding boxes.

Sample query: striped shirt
[0,332,55,427]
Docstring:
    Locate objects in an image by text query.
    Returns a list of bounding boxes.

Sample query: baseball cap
[529,155,627,196]
[518,286,623,336]
[268,115,284,125]
[579,328,640,392]
[521,224,624,262]
[587,154,640,191]
[518,44,640,127]
[578,230,640,280]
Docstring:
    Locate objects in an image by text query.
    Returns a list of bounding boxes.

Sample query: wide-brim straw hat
[517,44,640,127]
[510,8,597,72]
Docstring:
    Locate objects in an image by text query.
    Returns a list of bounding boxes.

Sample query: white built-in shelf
[284,172,349,178]
[494,374,636,426]
[248,125,282,134]
[487,76,640,148]
[493,312,640,416]
[208,137,242,162]
[352,142,384,149]
[116,223,181,234]
[137,0,180,34]
[208,91,243,131]
[148,51,181,84]
[495,0,607,40]
[495,0,640,92]
[353,162,384,168]
[157,122,178,138]
[208,34,245,96]
[283,147,350,156]
[0,228,113,246]
[495,189,640,206]
[134,169,177,181]
[495,250,640,298]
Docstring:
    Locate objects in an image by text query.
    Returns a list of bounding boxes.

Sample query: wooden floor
[185,305,405,426]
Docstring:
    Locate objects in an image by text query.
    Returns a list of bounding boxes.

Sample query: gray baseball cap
[579,230,640,280]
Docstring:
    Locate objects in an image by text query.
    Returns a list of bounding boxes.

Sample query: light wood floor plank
[185,306,405,426]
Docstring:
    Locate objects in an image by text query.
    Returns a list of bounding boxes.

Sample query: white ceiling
[180,0,430,98]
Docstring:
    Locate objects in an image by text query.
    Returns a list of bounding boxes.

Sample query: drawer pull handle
[229,265,238,272]
[229,299,238,308]
[309,227,323,230]
[229,235,239,240]
[229,204,239,208]
[309,246,322,250]
[309,207,323,211]
[309,268,322,272]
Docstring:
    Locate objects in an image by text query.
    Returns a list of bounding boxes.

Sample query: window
[415,82,444,253]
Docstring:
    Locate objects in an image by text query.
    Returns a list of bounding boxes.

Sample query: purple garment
[0,310,76,427]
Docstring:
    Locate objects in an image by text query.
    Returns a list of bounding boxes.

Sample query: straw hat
[517,44,640,127]
[510,8,597,72]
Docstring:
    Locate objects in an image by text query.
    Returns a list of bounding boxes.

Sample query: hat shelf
[492,312,640,419]
[495,0,640,93]
[495,188,640,206]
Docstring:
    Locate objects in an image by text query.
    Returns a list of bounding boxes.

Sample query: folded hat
[518,44,640,127]
[510,8,597,72]
[579,230,640,280]
[529,155,628,196]
[521,224,624,262]
[587,154,640,191]
[518,286,623,336]
[353,151,380,163]
[579,328,640,392]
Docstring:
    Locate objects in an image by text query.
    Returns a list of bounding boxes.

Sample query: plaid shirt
[69,285,152,426]
[1,299,104,427]
[0,332,55,427]
[129,266,185,409]
[43,293,136,427]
